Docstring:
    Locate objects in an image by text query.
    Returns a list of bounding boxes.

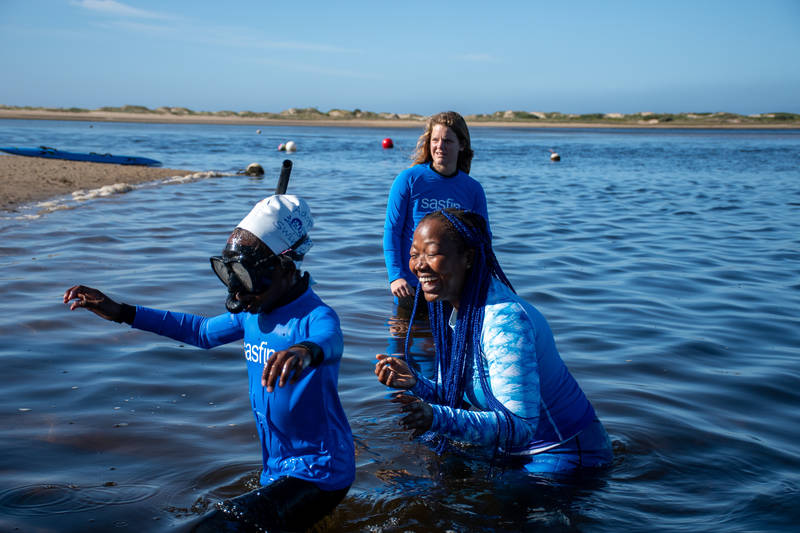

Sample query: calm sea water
[1,119,799,532]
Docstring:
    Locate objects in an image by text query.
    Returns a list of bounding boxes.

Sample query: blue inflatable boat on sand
[0,146,162,167]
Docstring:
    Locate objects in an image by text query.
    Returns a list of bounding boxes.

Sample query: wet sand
[0,154,193,211]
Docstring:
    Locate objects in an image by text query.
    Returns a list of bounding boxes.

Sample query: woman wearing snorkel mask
[64,195,354,532]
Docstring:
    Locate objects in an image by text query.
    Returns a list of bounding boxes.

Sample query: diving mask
[212,223,309,313]
[210,253,277,294]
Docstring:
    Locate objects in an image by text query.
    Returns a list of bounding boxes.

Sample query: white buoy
[285,140,297,152]
[550,152,560,162]
[256,129,261,134]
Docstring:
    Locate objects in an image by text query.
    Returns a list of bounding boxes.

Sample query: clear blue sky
[1,0,798,115]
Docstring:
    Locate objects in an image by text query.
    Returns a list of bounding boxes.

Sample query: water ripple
[0,483,159,517]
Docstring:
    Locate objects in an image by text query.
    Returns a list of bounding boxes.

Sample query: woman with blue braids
[374,208,613,474]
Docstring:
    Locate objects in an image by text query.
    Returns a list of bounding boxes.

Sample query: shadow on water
[334,456,609,533]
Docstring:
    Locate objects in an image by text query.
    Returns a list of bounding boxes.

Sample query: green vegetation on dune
[465,109,800,125]
[1,104,798,126]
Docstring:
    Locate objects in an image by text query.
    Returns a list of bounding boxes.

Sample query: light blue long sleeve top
[412,279,596,455]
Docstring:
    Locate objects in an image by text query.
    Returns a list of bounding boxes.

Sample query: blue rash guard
[412,279,609,462]
[383,163,489,287]
[131,286,355,491]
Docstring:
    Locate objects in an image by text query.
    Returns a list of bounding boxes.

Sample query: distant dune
[1,105,799,129]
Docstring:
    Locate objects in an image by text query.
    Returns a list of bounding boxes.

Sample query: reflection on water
[385,302,435,377]
[0,121,799,531]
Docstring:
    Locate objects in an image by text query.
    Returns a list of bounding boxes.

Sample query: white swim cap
[236,195,313,258]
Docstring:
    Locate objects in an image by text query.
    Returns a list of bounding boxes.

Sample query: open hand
[63,285,122,322]
[375,353,417,389]
[392,393,433,437]
[262,346,312,392]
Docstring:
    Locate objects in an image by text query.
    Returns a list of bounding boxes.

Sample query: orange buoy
[382,138,394,149]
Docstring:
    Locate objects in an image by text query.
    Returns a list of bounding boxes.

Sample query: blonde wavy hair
[411,111,474,174]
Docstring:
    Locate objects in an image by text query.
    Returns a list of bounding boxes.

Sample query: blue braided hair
[404,208,519,457]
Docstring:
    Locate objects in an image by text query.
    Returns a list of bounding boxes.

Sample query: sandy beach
[0,154,193,212]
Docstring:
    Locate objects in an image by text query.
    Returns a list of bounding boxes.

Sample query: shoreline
[0,154,194,212]
[2,109,799,130]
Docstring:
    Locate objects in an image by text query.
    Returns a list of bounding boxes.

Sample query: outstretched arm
[65,285,243,349]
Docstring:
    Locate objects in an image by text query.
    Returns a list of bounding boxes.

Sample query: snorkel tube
[275,159,292,195]
[224,160,293,313]
[225,283,245,313]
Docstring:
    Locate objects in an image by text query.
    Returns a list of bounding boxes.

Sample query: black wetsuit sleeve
[116,303,136,325]
[291,341,324,367]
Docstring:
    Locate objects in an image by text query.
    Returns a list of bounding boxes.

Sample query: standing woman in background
[383,111,490,310]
